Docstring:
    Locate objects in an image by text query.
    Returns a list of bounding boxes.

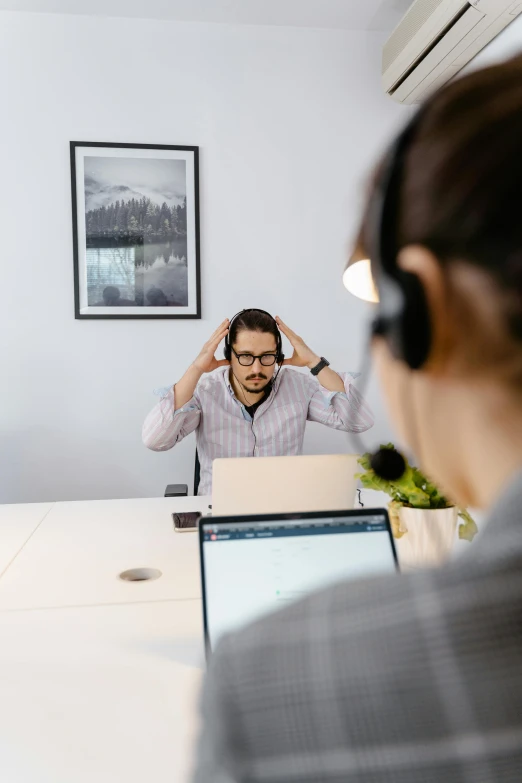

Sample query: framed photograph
[70,142,201,319]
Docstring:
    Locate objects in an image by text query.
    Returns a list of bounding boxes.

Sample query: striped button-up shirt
[142,366,373,496]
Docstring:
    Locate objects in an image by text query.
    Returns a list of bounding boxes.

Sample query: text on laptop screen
[201,512,397,649]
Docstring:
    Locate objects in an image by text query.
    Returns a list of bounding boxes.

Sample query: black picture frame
[70,141,201,319]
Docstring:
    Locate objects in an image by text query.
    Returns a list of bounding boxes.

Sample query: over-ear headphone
[366,111,432,371]
[224,309,284,365]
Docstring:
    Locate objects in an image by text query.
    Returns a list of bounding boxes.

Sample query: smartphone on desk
[172,512,201,533]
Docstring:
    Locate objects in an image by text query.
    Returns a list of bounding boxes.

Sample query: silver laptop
[199,508,398,653]
[212,454,360,516]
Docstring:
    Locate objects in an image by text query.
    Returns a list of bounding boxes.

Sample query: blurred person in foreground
[193,55,522,783]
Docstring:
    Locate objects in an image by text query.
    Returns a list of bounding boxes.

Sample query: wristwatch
[310,357,330,376]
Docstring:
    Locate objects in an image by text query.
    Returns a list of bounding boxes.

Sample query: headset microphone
[363,323,407,483]
[370,447,406,481]
[347,345,408,483]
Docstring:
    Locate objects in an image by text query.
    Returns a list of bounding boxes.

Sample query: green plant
[356,444,477,542]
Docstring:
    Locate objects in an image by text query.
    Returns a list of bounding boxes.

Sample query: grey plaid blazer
[193,471,522,783]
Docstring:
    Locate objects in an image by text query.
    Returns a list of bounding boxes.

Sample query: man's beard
[243,373,270,394]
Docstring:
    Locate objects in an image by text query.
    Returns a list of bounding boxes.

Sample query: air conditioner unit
[383,0,522,104]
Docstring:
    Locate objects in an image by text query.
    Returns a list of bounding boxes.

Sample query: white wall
[0,11,408,503]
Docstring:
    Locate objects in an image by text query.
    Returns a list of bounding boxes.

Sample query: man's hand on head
[193,319,231,374]
[275,317,320,369]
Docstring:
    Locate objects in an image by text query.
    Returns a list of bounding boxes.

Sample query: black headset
[224,308,285,365]
[366,111,432,371]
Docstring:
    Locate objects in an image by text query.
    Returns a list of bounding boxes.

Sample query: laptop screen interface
[201,512,397,649]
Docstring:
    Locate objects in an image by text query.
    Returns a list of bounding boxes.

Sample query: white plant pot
[393,505,458,572]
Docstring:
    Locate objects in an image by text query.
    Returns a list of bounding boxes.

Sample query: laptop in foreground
[199,508,398,653]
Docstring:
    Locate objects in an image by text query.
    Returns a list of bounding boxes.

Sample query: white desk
[0,496,211,612]
[0,491,475,783]
[0,600,204,783]
[0,496,209,783]
[0,502,54,577]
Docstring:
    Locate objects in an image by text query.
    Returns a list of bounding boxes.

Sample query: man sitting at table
[142,308,373,495]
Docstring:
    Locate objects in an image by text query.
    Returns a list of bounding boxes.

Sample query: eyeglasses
[232,348,278,367]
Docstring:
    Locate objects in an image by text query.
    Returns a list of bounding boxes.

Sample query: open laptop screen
[200,509,398,651]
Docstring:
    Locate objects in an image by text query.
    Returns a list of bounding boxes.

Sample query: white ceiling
[0,0,414,31]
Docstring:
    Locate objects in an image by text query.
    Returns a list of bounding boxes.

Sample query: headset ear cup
[277,329,283,365]
[392,272,431,370]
